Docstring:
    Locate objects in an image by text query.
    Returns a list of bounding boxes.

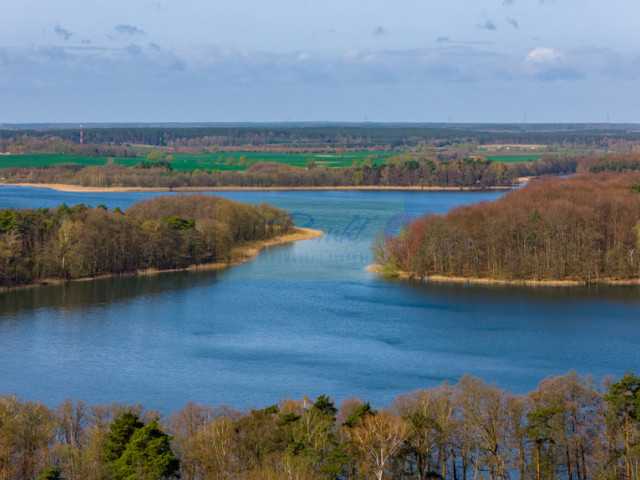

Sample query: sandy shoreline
[0,227,324,293]
[365,265,640,287]
[2,182,517,193]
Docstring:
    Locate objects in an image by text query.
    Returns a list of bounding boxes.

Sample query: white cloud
[1,39,639,122]
[524,46,583,80]
[525,47,564,66]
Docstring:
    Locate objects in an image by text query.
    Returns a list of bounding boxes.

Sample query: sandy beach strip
[3,182,517,193]
[365,265,640,287]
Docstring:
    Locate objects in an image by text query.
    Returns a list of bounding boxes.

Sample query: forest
[0,152,588,190]
[1,371,639,480]
[2,124,639,151]
[0,195,292,288]
[2,124,638,190]
[375,171,640,283]
[0,157,522,189]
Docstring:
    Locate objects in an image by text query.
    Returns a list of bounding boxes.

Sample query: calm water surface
[0,186,638,413]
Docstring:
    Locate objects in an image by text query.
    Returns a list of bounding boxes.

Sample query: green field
[485,154,550,163]
[0,151,399,171]
[0,154,139,168]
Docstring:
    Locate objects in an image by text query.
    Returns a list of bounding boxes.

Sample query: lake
[0,186,638,414]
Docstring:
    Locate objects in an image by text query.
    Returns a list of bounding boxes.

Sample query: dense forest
[0,195,292,288]
[375,172,640,283]
[2,124,640,151]
[1,371,639,480]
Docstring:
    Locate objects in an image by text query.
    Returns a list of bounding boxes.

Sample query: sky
[1,0,639,123]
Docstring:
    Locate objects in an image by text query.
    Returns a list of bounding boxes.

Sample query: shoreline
[365,265,640,287]
[0,227,324,293]
[2,182,518,193]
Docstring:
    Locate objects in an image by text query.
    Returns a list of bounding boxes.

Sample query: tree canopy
[0,194,292,288]
[377,172,640,283]
[5,371,639,480]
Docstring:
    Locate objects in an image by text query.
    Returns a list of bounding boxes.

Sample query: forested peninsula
[374,172,640,285]
[2,371,640,480]
[0,194,317,289]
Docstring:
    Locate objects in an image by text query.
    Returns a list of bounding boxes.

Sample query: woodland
[376,170,640,283]
[2,128,640,480]
[0,195,292,288]
[1,123,637,189]
[0,153,588,190]
[1,371,639,480]
[2,124,639,151]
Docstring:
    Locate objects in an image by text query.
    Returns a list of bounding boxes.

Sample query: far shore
[365,265,640,287]
[2,182,519,193]
[0,227,323,293]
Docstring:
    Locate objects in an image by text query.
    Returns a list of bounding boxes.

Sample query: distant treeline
[1,152,633,190]
[1,159,514,189]
[581,153,640,174]
[0,195,292,288]
[377,172,640,282]
[0,154,584,189]
[2,125,640,151]
[0,136,134,158]
[2,370,640,480]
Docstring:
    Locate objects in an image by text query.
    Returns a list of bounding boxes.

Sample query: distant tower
[80,125,84,145]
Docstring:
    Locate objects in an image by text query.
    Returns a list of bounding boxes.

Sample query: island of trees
[0,194,301,289]
[374,171,640,284]
[1,370,639,480]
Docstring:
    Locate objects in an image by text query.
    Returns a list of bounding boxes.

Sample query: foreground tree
[102,413,178,480]
[345,410,408,480]
[605,372,640,480]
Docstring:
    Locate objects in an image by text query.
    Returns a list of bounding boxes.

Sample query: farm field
[484,153,553,163]
[0,151,400,171]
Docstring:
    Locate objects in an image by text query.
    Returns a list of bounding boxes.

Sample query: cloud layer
[0,0,638,122]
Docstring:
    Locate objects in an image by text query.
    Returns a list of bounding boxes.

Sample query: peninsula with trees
[373,170,640,285]
[0,194,320,289]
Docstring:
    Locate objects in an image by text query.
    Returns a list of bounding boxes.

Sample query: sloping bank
[369,172,640,287]
[0,194,322,291]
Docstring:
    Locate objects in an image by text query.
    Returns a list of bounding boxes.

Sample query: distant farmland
[484,153,552,163]
[0,151,400,171]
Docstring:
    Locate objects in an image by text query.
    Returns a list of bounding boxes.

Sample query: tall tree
[605,372,640,480]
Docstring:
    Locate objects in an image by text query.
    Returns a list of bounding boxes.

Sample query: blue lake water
[0,186,638,414]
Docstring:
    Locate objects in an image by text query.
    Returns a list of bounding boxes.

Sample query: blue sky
[1,0,638,123]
